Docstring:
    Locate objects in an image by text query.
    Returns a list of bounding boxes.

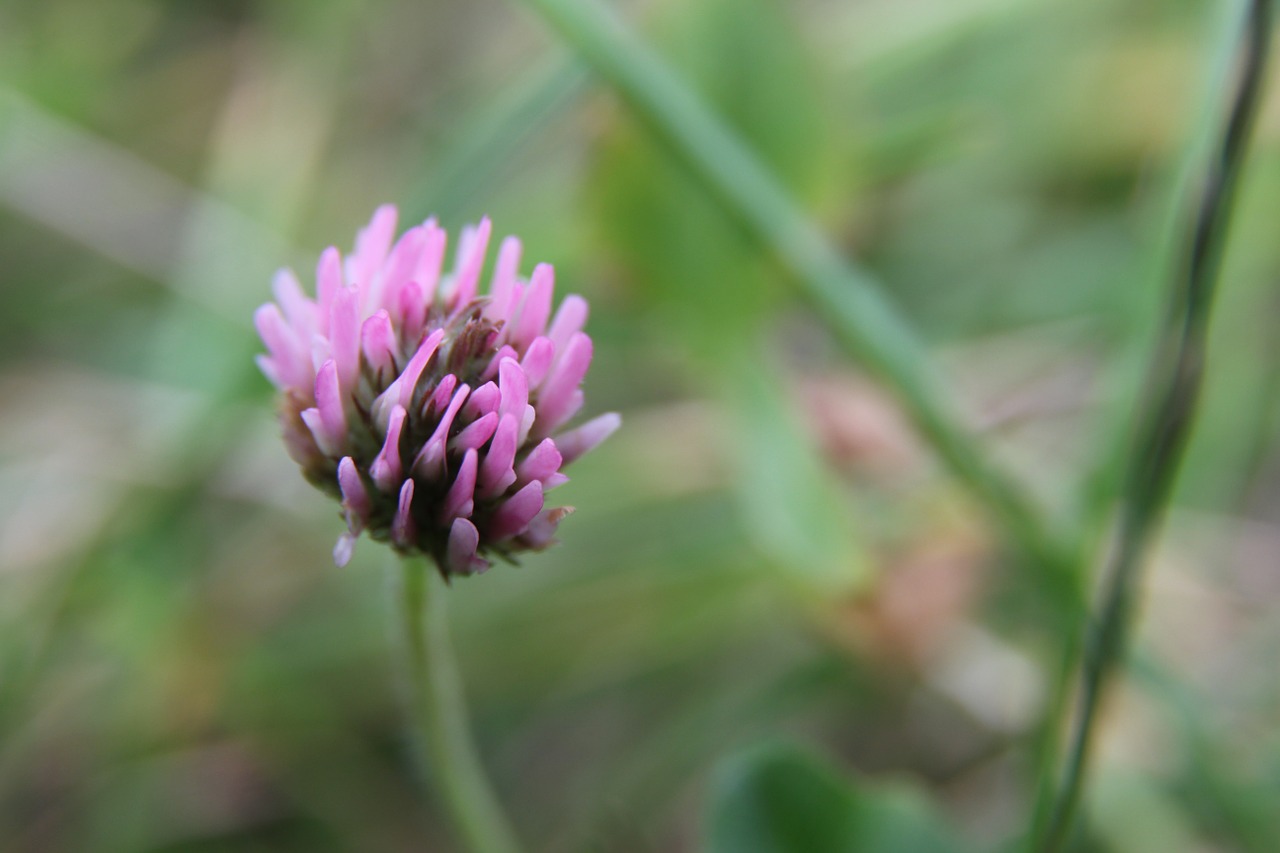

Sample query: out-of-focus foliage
[1,0,1278,851]
[705,743,965,853]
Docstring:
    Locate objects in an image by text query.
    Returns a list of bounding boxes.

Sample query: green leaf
[704,743,969,853]
[706,743,860,853]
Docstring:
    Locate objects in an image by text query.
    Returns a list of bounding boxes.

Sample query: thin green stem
[1032,3,1273,850]
[514,0,1077,591]
[392,557,521,853]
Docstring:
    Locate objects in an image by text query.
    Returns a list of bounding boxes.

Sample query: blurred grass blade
[514,0,1074,585]
[407,58,587,224]
[1033,2,1274,850]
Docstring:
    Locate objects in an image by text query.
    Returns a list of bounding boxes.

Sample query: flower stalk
[1032,2,1273,849]
[393,556,521,853]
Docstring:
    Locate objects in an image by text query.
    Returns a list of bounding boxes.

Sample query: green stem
[515,0,1076,590]
[393,557,521,853]
[1031,2,1273,850]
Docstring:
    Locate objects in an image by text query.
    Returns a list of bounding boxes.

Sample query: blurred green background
[1,0,1278,850]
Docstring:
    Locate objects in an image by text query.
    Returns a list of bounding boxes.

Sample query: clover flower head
[256,205,619,577]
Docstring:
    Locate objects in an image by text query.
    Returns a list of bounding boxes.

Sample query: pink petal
[448,218,491,311]
[478,414,519,499]
[555,412,621,464]
[488,480,544,541]
[446,517,489,575]
[370,404,407,492]
[392,479,415,546]
[272,268,316,337]
[381,224,427,314]
[452,411,499,452]
[398,280,428,342]
[333,457,366,565]
[516,506,574,550]
[511,263,553,349]
[338,456,371,521]
[425,374,458,418]
[330,287,361,396]
[497,358,529,421]
[441,449,479,522]
[252,302,297,357]
[316,247,343,329]
[415,220,447,306]
[517,403,537,447]
[414,383,471,478]
[351,204,398,291]
[282,419,323,468]
[515,438,562,487]
[520,336,555,387]
[503,282,526,330]
[309,333,331,374]
[333,532,357,567]
[398,328,446,411]
[254,354,281,387]
[483,345,519,381]
[487,236,522,321]
[547,294,588,354]
[254,303,310,391]
[300,408,336,456]
[536,332,592,436]
[463,382,500,419]
[312,359,346,453]
[361,310,397,379]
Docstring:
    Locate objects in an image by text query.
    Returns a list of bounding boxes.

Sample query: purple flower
[256,205,619,576]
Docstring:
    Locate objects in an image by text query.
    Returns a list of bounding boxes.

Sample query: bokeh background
[2,0,1279,850]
